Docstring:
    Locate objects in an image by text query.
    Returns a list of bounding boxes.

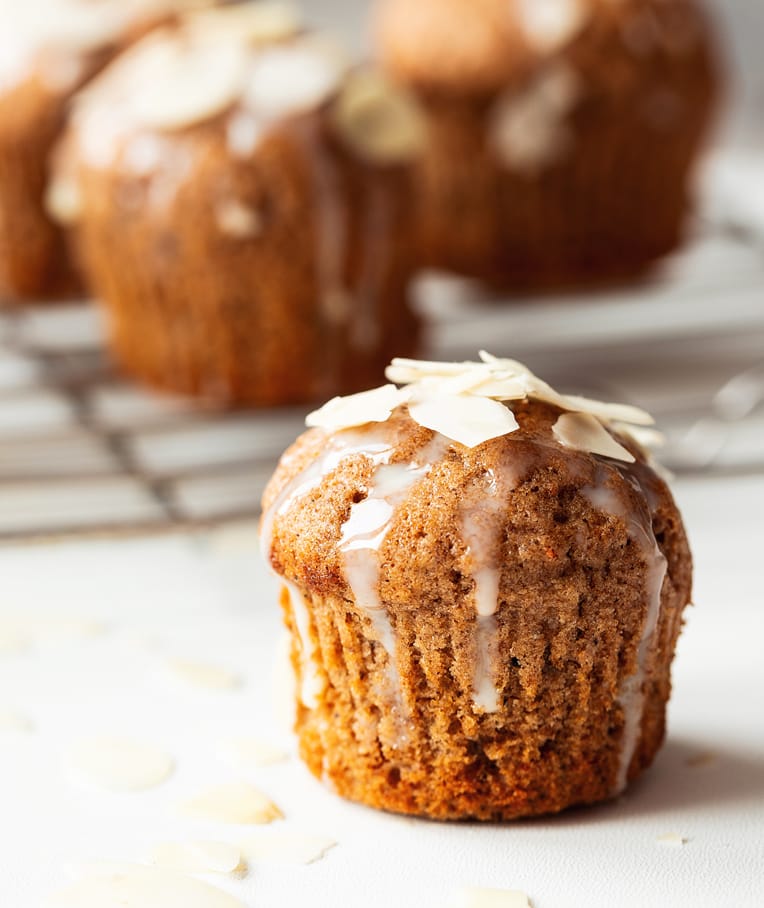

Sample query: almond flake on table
[0,707,34,733]
[239,831,336,865]
[449,887,532,908]
[0,614,105,647]
[685,751,716,768]
[166,658,242,691]
[152,842,243,875]
[218,736,288,768]
[45,864,246,908]
[656,832,689,847]
[181,782,283,824]
[67,736,174,792]
[0,627,30,654]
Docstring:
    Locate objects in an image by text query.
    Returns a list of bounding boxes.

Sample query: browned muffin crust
[374,0,720,290]
[263,400,692,820]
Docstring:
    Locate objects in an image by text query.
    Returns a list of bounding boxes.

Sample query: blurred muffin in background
[374,0,721,291]
[0,0,213,302]
[50,2,425,407]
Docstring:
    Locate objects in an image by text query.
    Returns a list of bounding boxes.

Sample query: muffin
[0,0,213,302]
[374,0,720,290]
[261,352,692,820]
[49,2,425,406]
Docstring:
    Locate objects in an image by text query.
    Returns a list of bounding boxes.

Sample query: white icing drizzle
[473,616,499,712]
[581,474,667,793]
[460,459,527,712]
[339,434,450,688]
[259,425,395,564]
[260,425,400,710]
[283,579,323,709]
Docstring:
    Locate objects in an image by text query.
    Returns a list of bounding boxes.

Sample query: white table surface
[0,469,762,908]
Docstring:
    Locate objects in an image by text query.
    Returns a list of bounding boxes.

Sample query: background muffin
[261,354,692,820]
[0,0,210,302]
[374,0,720,290]
[50,2,425,406]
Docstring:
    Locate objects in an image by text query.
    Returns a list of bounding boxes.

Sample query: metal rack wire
[0,151,762,541]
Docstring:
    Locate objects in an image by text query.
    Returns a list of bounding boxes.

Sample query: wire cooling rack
[0,148,762,540]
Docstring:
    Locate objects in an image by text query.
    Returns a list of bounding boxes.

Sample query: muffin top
[374,0,714,96]
[47,1,425,226]
[61,2,424,166]
[262,353,684,611]
[0,0,210,96]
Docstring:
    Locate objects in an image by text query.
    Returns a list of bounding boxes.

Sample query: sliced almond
[245,42,345,119]
[218,737,288,769]
[332,69,426,164]
[553,412,635,462]
[239,830,336,865]
[0,708,34,733]
[166,658,242,691]
[449,887,532,908]
[151,841,243,875]
[130,39,248,131]
[186,2,302,46]
[45,864,246,908]
[181,783,283,825]
[306,384,408,432]
[408,395,519,449]
[67,736,174,792]
[656,832,689,847]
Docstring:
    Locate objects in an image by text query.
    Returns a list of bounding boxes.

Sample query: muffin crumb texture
[261,355,692,820]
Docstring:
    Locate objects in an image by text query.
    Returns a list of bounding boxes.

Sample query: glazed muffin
[0,0,212,302]
[374,0,720,290]
[261,353,692,820]
[49,2,425,406]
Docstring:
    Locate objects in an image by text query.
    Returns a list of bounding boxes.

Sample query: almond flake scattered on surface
[449,886,532,908]
[45,864,246,908]
[0,626,30,654]
[181,782,283,825]
[657,832,689,847]
[166,658,242,691]
[553,412,635,462]
[67,736,174,792]
[239,831,336,865]
[218,737,288,769]
[0,708,34,733]
[152,842,243,875]
[0,615,105,647]
[685,751,716,768]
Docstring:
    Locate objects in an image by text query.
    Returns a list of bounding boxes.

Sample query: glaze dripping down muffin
[0,0,212,301]
[49,1,425,405]
[374,0,720,290]
[261,353,692,820]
